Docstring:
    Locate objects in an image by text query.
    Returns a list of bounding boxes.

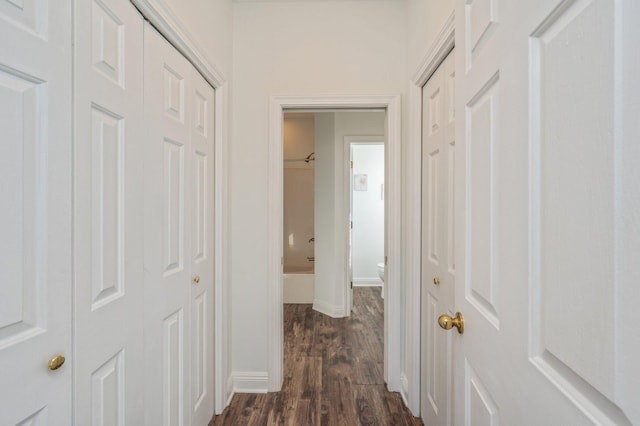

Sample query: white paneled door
[144,22,215,426]
[452,0,640,424]
[421,49,455,426]
[189,56,216,426]
[0,1,73,425]
[73,0,145,424]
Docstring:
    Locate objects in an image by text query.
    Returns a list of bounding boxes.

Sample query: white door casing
[421,49,455,426]
[144,22,215,426]
[73,0,145,424]
[268,96,402,392]
[0,1,73,424]
[453,0,640,424]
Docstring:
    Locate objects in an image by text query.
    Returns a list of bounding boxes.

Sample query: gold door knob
[433,277,440,285]
[48,354,65,371]
[193,275,200,284]
[438,312,464,334]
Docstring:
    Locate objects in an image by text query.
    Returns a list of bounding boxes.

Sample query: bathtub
[283,266,314,304]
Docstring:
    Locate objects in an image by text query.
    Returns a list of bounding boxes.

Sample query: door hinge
[385,255,388,265]
[350,221,353,229]
[350,281,353,289]
[281,256,283,265]
[350,160,353,168]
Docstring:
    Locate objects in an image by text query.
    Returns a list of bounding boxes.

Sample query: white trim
[129,0,231,414]
[269,94,403,393]
[312,299,346,318]
[231,371,269,394]
[407,11,455,416]
[213,84,231,413]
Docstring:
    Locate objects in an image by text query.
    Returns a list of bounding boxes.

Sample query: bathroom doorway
[281,111,386,317]
[347,139,385,313]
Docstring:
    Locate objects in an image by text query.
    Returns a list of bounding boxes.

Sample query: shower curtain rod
[284,152,315,163]
[284,158,315,163]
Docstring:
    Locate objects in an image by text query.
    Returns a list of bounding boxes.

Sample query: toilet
[377,262,385,298]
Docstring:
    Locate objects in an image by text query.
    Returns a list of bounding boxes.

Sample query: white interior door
[420,49,455,426]
[144,22,193,426]
[144,22,216,426]
[453,0,640,424]
[73,0,145,424]
[189,59,216,426]
[0,1,73,424]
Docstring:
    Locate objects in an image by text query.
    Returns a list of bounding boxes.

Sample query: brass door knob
[48,354,65,371]
[193,275,200,284]
[433,277,440,285]
[438,312,464,334]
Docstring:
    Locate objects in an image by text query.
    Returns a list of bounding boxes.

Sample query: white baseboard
[353,277,383,286]
[231,371,269,393]
[313,299,345,318]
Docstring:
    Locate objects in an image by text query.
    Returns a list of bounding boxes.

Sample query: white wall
[352,144,385,284]
[161,0,233,76]
[407,0,454,73]
[313,113,338,313]
[230,1,406,378]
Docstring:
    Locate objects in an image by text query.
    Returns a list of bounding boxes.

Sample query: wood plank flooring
[211,287,422,425]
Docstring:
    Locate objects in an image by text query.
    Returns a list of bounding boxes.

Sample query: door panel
[145,23,193,426]
[421,49,455,426]
[455,0,639,424]
[190,66,215,426]
[0,1,72,424]
[145,22,215,425]
[73,0,144,424]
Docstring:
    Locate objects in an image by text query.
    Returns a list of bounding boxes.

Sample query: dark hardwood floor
[211,287,422,425]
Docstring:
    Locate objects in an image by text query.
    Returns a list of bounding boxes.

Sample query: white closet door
[0,1,72,425]
[73,0,145,424]
[189,67,216,425]
[144,24,216,425]
[420,49,455,426]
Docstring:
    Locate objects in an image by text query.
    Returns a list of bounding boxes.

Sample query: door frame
[268,95,402,392]
[344,136,385,312]
[130,0,231,413]
[408,12,455,415]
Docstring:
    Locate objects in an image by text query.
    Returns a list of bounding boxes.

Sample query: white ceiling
[234,0,402,2]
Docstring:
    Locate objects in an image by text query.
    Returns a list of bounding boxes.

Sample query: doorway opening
[281,113,386,313]
[267,95,402,393]
[348,138,385,310]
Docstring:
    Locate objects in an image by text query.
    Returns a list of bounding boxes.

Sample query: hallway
[212,287,421,425]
